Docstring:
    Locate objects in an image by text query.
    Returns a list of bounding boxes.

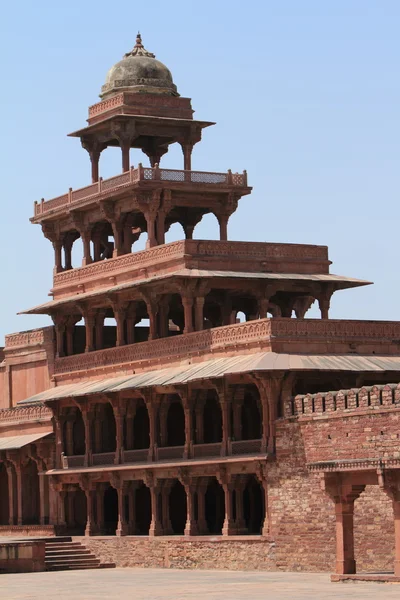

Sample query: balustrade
[34,167,247,218]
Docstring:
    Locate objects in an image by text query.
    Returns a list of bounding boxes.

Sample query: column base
[222,520,236,536]
[116,521,128,537]
[184,521,199,536]
[394,560,400,577]
[336,559,356,575]
[85,523,96,536]
[149,521,164,536]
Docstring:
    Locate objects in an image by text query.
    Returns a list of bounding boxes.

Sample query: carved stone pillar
[114,479,128,537]
[6,465,15,525]
[114,308,126,347]
[323,474,365,575]
[65,415,74,456]
[235,479,246,534]
[194,297,205,331]
[194,398,205,444]
[82,409,93,467]
[145,393,159,461]
[217,213,229,241]
[95,310,106,351]
[81,138,105,183]
[317,286,334,320]
[53,240,63,274]
[81,229,92,267]
[113,403,126,465]
[59,490,67,527]
[83,310,96,353]
[182,296,194,334]
[179,472,198,536]
[217,469,235,536]
[148,476,163,536]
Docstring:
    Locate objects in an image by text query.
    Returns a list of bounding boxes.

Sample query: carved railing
[230,439,262,455]
[54,319,273,374]
[54,318,400,376]
[5,327,53,350]
[123,448,149,463]
[192,442,222,458]
[92,452,115,466]
[62,454,85,469]
[33,166,248,218]
[52,239,329,289]
[156,446,185,461]
[0,404,52,425]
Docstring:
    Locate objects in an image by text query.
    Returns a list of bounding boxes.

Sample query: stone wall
[79,536,275,570]
[0,541,45,573]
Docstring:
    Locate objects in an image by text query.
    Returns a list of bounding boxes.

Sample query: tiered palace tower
[1,35,400,576]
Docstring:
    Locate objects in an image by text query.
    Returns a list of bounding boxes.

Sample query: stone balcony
[61,439,263,471]
[53,318,400,382]
[51,239,331,299]
[31,165,249,223]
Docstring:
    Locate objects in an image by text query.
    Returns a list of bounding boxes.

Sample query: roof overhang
[19,269,371,315]
[17,352,400,406]
[0,431,52,450]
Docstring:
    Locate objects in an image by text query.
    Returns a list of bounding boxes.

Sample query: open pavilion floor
[2,568,400,600]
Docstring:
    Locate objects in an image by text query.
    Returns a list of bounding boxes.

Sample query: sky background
[0,1,399,342]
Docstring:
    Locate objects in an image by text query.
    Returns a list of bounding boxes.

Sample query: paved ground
[2,568,400,599]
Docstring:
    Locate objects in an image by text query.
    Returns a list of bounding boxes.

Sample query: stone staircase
[43,537,115,571]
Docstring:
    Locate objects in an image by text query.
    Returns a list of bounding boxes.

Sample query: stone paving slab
[1,568,400,600]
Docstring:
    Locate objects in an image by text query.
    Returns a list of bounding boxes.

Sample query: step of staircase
[44,538,115,571]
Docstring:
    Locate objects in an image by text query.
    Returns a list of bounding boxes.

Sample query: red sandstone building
[1,34,400,576]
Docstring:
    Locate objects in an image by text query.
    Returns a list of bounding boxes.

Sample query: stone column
[84,311,95,353]
[194,297,205,331]
[218,470,235,536]
[183,483,198,536]
[95,311,106,351]
[16,464,23,525]
[393,500,400,576]
[217,214,229,241]
[148,479,163,536]
[82,409,93,467]
[182,296,194,334]
[39,472,46,525]
[6,465,15,525]
[121,140,130,173]
[114,308,126,347]
[53,240,63,274]
[85,490,96,536]
[334,501,357,574]
[114,405,125,465]
[322,476,365,575]
[146,397,158,461]
[220,399,230,457]
[65,416,74,456]
[115,481,128,537]
[81,229,92,267]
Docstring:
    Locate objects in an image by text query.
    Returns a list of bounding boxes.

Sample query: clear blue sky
[0,1,399,343]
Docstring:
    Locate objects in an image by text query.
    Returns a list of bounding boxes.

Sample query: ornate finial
[124,32,156,59]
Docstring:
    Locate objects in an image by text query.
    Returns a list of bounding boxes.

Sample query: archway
[103,486,118,535]
[205,478,225,534]
[169,481,187,534]
[166,400,185,446]
[21,459,40,525]
[243,476,264,534]
[242,392,262,440]
[133,403,150,449]
[73,410,86,455]
[203,393,222,443]
[0,463,9,525]
[135,485,151,535]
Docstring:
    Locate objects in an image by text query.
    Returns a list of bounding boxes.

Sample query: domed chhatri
[100,33,179,99]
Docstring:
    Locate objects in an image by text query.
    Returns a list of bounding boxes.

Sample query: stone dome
[100,33,179,99]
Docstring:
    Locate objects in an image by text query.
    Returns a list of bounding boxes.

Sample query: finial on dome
[124,32,156,59]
